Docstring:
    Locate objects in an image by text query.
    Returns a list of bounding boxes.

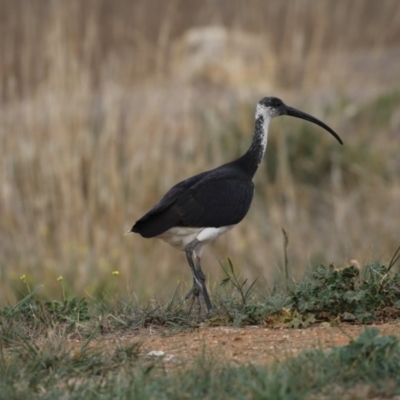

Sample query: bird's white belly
[157,225,235,251]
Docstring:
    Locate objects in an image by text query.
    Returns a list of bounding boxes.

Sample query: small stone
[147,350,165,357]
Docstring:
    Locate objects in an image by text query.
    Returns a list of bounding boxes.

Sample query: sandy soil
[95,322,400,366]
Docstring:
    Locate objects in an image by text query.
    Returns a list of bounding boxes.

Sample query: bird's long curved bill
[286,106,343,145]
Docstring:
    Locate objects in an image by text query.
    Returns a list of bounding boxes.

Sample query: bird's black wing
[131,170,209,237]
[132,165,254,237]
[175,168,254,228]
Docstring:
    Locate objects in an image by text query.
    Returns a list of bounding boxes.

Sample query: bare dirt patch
[91,322,400,366]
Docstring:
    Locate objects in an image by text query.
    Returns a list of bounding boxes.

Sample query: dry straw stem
[1,0,400,303]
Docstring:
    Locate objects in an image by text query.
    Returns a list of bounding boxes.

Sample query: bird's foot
[185,285,215,321]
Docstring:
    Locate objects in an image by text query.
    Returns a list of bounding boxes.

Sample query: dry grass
[1,0,400,304]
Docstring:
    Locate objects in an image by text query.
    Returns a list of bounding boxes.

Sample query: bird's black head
[257,96,343,145]
[257,97,286,118]
[259,96,285,109]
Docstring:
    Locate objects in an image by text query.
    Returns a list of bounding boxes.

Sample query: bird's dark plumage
[132,162,254,237]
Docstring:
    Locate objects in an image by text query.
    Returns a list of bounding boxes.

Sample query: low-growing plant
[291,258,400,323]
[220,258,259,305]
[2,298,90,323]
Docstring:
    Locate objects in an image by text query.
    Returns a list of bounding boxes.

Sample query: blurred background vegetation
[1,0,400,304]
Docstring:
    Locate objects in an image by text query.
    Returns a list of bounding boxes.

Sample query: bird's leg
[184,244,201,313]
[184,240,213,312]
[194,255,213,312]
[185,278,200,300]
[184,268,207,301]
[184,277,201,315]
